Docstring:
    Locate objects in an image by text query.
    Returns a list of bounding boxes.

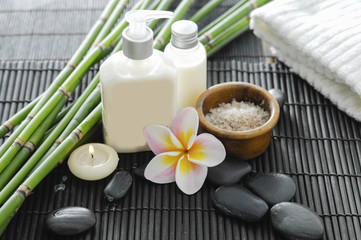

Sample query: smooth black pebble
[134,162,147,178]
[212,184,268,222]
[207,157,252,186]
[269,88,286,108]
[271,202,324,239]
[245,172,296,205]
[104,171,132,201]
[45,207,96,236]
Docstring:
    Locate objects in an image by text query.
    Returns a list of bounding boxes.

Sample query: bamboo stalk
[0,87,100,205]
[0,97,66,191]
[92,0,130,48]
[153,0,194,50]
[198,0,270,45]
[148,0,161,10]
[0,0,121,159]
[198,0,247,36]
[0,104,102,235]
[140,0,153,9]
[32,87,101,172]
[205,17,249,56]
[53,101,75,126]
[39,101,76,147]
[0,95,41,139]
[189,0,224,23]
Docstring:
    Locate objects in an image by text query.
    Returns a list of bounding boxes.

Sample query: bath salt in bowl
[196,82,280,160]
[206,99,270,132]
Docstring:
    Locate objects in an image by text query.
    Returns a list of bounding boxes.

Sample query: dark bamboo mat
[1,59,361,240]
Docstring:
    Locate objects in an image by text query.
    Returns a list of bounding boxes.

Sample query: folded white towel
[250,0,361,121]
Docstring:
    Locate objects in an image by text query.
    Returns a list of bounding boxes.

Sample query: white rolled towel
[250,0,361,121]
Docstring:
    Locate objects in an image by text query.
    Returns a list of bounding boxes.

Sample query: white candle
[68,143,119,181]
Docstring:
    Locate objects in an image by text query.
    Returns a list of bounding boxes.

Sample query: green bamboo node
[0,95,42,139]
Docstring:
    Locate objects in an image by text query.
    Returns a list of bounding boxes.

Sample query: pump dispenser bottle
[100,10,177,153]
[164,20,207,110]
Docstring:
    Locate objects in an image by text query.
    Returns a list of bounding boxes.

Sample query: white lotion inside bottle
[100,10,177,153]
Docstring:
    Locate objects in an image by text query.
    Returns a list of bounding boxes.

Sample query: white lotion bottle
[100,10,177,153]
[164,20,207,110]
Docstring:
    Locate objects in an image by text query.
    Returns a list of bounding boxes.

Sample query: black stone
[212,184,268,222]
[271,202,324,240]
[245,172,296,205]
[207,157,252,186]
[268,88,286,108]
[45,207,96,236]
[134,162,147,178]
[104,171,132,201]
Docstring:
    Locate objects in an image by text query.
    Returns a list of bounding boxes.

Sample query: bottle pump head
[123,10,173,60]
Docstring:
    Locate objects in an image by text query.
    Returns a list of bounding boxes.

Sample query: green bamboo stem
[0,86,101,205]
[0,0,120,159]
[140,0,153,9]
[205,17,250,57]
[32,87,101,172]
[148,0,161,10]
[92,0,130,48]
[198,0,270,45]
[0,97,66,192]
[72,120,102,151]
[0,95,41,139]
[153,0,194,50]
[0,119,101,230]
[198,0,247,36]
[40,101,76,146]
[189,0,224,23]
[53,101,75,125]
[0,104,102,235]
[0,1,131,174]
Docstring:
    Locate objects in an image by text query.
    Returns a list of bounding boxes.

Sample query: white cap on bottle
[171,20,199,49]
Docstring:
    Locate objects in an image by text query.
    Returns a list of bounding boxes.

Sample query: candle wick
[91,153,95,167]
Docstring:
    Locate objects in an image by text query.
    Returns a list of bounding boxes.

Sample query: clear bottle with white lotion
[164,20,207,110]
[100,10,177,153]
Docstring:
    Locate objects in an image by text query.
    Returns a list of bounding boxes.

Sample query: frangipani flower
[144,107,226,195]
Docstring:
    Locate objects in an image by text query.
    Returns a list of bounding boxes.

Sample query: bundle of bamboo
[0,0,271,235]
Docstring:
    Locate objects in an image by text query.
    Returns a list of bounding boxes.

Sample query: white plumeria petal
[144,151,182,184]
[187,133,226,167]
[144,125,184,155]
[175,154,208,195]
[170,107,199,149]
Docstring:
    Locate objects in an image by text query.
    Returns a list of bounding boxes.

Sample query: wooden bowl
[196,82,280,160]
